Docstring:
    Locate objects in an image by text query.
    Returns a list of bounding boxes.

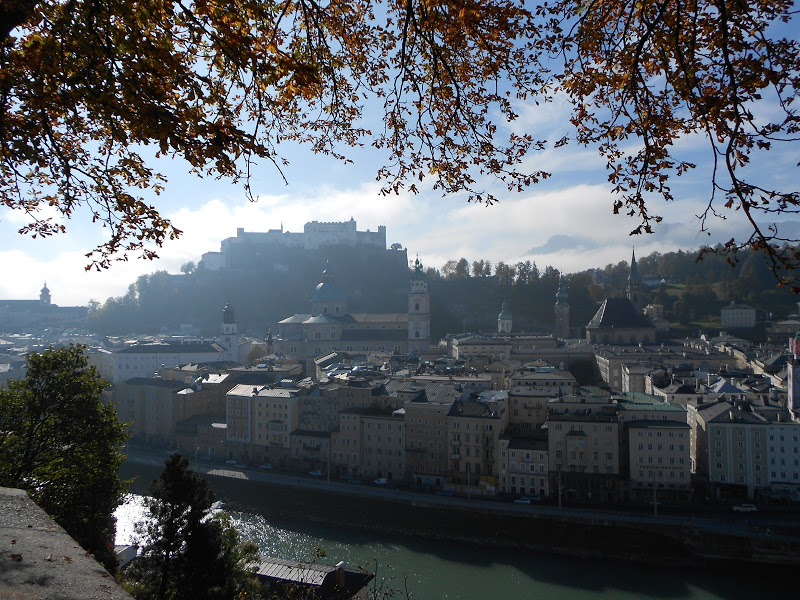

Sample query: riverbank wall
[120,462,800,569]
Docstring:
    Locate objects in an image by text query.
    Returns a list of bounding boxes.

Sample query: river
[115,495,775,600]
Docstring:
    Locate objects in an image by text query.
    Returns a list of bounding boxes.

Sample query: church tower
[498,300,512,334]
[40,282,51,305]
[554,275,570,339]
[627,247,643,311]
[220,302,238,362]
[789,330,800,420]
[408,258,431,353]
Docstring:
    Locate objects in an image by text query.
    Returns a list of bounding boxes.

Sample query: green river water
[115,494,775,600]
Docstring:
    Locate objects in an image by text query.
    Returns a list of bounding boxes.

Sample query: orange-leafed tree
[0,0,546,269]
[1,1,798,283]
[546,0,800,284]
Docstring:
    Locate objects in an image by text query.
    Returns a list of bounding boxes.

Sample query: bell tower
[498,300,512,334]
[554,275,570,339]
[40,282,51,305]
[220,302,238,361]
[408,257,431,353]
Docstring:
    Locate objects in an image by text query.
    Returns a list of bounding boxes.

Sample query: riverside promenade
[123,446,800,568]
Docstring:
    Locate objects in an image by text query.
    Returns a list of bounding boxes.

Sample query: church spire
[629,246,640,284]
[627,247,643,311]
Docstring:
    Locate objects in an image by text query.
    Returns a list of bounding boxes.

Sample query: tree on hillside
[123,454,260,600]
[0,345,127,571]
[2,2,798,278]
[440,260,455,279]
[424,266,441,281]
[494,261,516,288]
[455,258,471,279]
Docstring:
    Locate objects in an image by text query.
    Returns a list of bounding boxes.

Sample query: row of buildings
[5,225,797,507]
[114,346,800,504]
[101,246,800,504]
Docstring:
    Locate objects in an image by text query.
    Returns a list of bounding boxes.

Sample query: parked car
[309,469,323,477]
[225,459,237,465]
[733,503,758,513]
[373,478,388,486]
[257,464,272,471]
[514,496,532,504]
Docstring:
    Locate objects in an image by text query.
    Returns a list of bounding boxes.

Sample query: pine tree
[125,454,261,600]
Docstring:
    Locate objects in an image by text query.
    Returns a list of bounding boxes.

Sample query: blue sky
[1,91,797,307]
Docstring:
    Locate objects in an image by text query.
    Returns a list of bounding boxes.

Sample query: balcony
[451,439,460,447]
[451,452,461,460]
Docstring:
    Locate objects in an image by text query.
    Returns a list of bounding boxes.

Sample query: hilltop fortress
[200,218,388,270]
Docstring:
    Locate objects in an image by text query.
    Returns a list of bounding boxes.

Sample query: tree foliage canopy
[547,0,800,283]
[1,1,798,278]
[0,344,127,571]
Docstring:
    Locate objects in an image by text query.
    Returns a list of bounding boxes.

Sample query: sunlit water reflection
[114,495,772,600]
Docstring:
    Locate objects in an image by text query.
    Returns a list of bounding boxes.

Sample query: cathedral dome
[311,262,346,303]
[311,281,346,302]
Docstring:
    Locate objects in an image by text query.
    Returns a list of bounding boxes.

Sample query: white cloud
[0,248,159,306]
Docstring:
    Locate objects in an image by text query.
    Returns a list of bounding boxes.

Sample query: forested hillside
[87,246,409,336]
[87,245,799,341]
[424,247,798,340]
